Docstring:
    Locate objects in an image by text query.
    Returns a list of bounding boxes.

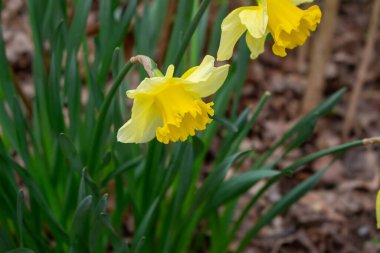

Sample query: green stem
[88,61,133,172]
[172,0,211,70]
[282,140,363,174]
[233,140,364,253]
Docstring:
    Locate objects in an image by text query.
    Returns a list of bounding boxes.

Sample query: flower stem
[88,61,134,172]
[172,0,211,71]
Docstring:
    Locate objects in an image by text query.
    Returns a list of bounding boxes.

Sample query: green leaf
[99,0,113,47]
[0,154,69,243]
[163,0,194,68]
[131,198,160,252]
[236,170,326,253]
[0,23,16,100]
[207,170,280,212]
[59,133,97,194]
[17,190,24,248]
[207,1,228,55]
[78,169,87,203]
[59,133,82,172]
[96,0,137,86]
[172,0,211,69]
[65,52,81,139]
[89,194,108,253]
[253,88,346,170]
[192,151,251,211]
[70,195,93,238]
[217,108,251,162]
[157,143,194,252]
[228,92,270,156]
[203,40,251,149]
[212,115,239,132]
[6,249,35,253]
[88,61,134,173]
[283,140,363,176]
[69,195,93,253]
[101,156,142,187]
[67,0,92,52]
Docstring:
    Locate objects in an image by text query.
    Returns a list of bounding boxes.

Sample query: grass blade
[206,170,280,213]
[16,190,24,248]
[6,249,35,253]
[236,170,326,253]
[172,0,211,69]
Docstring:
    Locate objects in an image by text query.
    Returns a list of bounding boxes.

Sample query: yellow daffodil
[217,0,322,60]
[377,190,380,229]
[117,55,229,144]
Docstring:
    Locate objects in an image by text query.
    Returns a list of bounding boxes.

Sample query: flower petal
[246,32,268,59]
[217,7,249,61]
[182,55,229,98]
[117,96,162,143]
[165,64,175,77]
[272,43,287,57]
[239,7,268,39]
[126,65,176,99]
[291,0,314,5]
[126,78,159,98]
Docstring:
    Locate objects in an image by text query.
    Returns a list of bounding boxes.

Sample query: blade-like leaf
[6,249,35,253]
[236,170,325,253]
[206,170,280,213]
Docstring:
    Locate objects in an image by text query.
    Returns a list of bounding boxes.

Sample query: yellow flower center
[154,82,214,144]
[267,0,321,56]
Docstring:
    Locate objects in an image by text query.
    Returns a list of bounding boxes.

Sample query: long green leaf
[253,88,346,170]
[67,0,92,52]
[236,170,325,253]
[6,249,35,253]
[192,151,251,210]
[16,190,24,248]
[206,170,280,213]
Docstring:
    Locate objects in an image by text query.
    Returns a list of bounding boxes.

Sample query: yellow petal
[217,7,248,61]
[377,190,380,228]
[272,43,287,57]
[239,7,268,39]
[267,0,321,57]
[246,32,268,59]
[181,55,215,81]
[165,64,175,77]
[291,0,314,5]
[182,55,229,98]
[126,64,176,98]
[126,77,165,98]
[117,96,162,143]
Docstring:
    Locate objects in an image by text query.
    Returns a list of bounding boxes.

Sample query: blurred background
[2,0,379,252]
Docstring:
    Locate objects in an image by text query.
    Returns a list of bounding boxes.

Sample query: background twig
[302,0,340,114]
[343,0,380,139]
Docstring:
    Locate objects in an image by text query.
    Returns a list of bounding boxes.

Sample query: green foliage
[0,1,364,253]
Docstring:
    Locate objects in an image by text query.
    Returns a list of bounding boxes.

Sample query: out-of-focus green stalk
[231,139,364,252]
[172,0,211,70]
[88,61,134,173]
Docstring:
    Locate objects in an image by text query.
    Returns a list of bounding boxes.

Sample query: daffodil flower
[117,55,229,144]
[217,0,322,60]
[377,189,380,229]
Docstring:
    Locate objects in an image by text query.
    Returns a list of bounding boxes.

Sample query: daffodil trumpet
[217,0,322,60]
[117,55,230,144]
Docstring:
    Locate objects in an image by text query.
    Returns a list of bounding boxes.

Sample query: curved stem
[234,139,365,253]
[172,0,211,70]
[88,61,134,172]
